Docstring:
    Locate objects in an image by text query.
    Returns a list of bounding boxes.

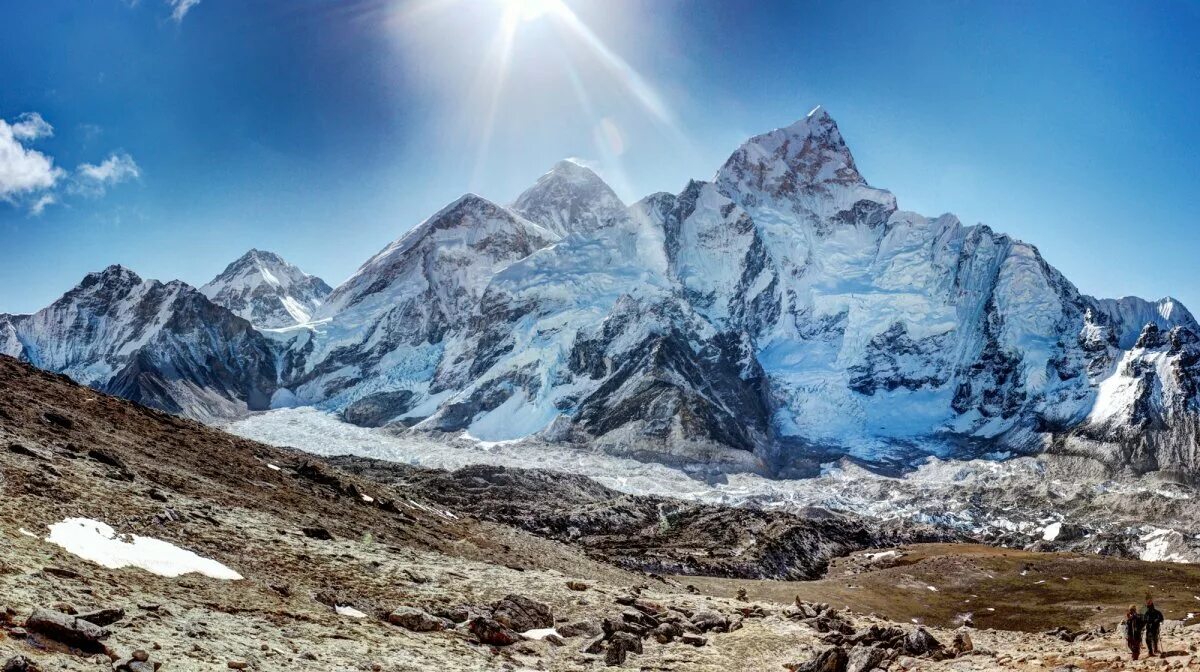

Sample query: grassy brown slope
[680,543,1200,633]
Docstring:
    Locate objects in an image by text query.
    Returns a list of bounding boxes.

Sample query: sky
[1,0,1197,314]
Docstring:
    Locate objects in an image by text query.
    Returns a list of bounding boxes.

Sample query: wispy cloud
[166,0,201,23]
[72,153,141,197]
[10,112,54,141]
[29,193,57,217]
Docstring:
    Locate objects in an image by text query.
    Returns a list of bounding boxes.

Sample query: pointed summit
[320,193,558,319]
[714,106,896,221]
[202,249,331,328]
[512,159,628,237]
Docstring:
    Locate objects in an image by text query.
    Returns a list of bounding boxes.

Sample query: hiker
[1124,605,1144,660]
[1144,597,1164,657]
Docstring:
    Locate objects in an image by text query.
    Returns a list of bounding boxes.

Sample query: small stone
[132,650,150,662]
[680,633,707,647]
[566,581,589,591]
[301,527,333,540]
[227,661,249,670]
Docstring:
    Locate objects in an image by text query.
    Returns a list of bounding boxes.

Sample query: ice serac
[282,194,560,426]
[201,249,331,329]
[511,159,629,237]
[1,266,276,420]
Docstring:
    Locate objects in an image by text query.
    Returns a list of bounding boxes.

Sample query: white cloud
[166,0,201,23]
[72,152,141,197]
[10,112,54,141]
[1,113,139,215]
[0,116,65,201]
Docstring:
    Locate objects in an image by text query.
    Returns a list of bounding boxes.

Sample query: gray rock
[25,608,109,652]
[3,656,38,672]
[690,610,728,633]
[558,620,602,638]
[77,607,125,627]
[789,647,848,672]
[492,594,553,632]
[468,617,519,646]
[387,607,446,632]
[847,645,886,672]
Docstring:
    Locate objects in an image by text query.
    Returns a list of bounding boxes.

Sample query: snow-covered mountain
[6,107,1199,479]
[200,249,331,328]
[0,265,276,420]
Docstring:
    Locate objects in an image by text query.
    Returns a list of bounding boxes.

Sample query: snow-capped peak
[511,159,629,237]
[714,106,897,221]
[201,249,331,328]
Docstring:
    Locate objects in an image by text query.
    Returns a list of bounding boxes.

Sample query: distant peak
[77,264,144,292]
[512,159,626,237]
[549,158,598,177]
[235,248,284,265]
[94,264,141,281]
[806,104,832,121]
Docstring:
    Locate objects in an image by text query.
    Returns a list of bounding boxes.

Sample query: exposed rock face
[7,108,1200,477]
[281,193,560,419]
[326,460,953,580]
[1,266,276,421]
[200,249,331,328]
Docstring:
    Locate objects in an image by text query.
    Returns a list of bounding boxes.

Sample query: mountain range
[3,107,1198,478]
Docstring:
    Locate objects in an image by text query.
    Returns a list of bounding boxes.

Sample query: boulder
[953,630,973,654]
[788,647,849,672]
[469,617,519,646]
[847,644,886,672]
[25,608,109,652]
[77,607,125,627]
[559,620,602,638]
[651,621,684,644]
[903,627,943,656]
[492,594,553,632]
[680,633,707,647]
[3,657,38,672]
[387,607,446,632]
[605,631,642,666]
[690,610,728,633]
[301,527,333,540]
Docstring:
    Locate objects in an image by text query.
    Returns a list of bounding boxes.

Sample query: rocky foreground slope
[5,355,1200,671]
[4,108,1199,479]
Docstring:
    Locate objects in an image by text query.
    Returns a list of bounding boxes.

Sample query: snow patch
[46,517,242,580]
[336,605,367,619]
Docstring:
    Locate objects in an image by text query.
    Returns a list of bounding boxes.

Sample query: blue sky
[1,0,1197,314]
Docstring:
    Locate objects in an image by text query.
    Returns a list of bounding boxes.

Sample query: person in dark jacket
[1124,605,1144,660]
[1143,597,1164,657]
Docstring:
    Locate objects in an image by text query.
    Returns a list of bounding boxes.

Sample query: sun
[501,0,563,22]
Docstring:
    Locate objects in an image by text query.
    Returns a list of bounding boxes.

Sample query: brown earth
[3,354,1200,671]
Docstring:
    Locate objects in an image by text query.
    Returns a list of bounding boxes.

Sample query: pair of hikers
[1123,597,1165,660]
